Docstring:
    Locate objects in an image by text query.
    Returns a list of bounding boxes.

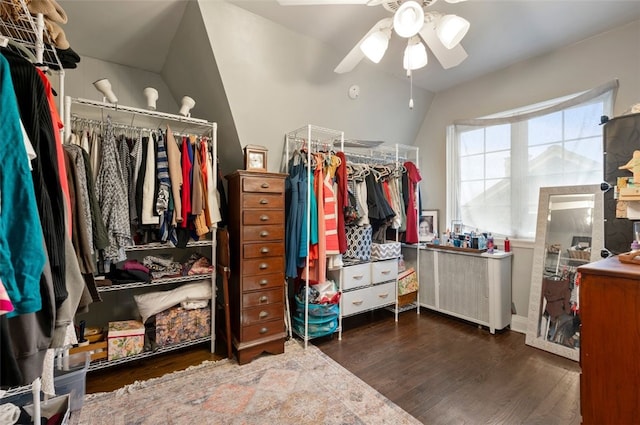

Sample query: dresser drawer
[242,177,285,194]
[328,263,371,291]
[242,272,283,291]
[242,257,285,276]
[243,242,284,259]
[342,281,396,316]
[242,318,285,341]
[242,287,283,307]
[242,193,284,210]
[242,303,284,326]
[371,259,398,284]
[243,210,285,226]
[243,225,284,242]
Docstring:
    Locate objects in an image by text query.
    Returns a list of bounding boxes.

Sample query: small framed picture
[419,210,438,243]
[244,144,268,172]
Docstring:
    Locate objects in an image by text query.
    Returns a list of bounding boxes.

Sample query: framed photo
[244,144,268,172]
[419,210,438,243]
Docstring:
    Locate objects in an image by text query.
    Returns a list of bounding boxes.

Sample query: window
[447,80,617,240]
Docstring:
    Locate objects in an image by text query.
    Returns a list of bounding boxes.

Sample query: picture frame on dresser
[419,210,438,243]
[244,144,268,172]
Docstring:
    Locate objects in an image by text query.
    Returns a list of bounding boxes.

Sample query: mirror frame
[525,184,604,361]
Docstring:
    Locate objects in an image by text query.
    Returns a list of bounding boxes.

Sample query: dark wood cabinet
[578,256,640,424]
[225,170,287,365]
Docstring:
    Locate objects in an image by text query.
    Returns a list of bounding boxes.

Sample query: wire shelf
[124,239,212,252]
[86,336,212,372]
[0,0,62,70]
[66,97,216,139]
[96,273,212,293]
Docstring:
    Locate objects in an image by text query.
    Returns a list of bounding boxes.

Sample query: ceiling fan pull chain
[409,69,414,110]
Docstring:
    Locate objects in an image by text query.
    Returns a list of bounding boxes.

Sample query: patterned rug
[69,339,420,424]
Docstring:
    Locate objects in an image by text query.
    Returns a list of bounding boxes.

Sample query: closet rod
[69,116,213,140]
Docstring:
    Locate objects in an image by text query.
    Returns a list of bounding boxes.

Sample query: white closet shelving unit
[0,0,65,113]
[284,124,345,348]
[337,143,421,323]
[283,126,420,346]
[64,96,218,371]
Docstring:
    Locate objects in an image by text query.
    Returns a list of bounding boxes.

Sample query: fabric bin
[292,314,338,338]
[155,305,211,348]
[345,225,372,261]
[371,241,401,260]
[295,295,339,318]
[398,268,418,296]
[108,320,145,360]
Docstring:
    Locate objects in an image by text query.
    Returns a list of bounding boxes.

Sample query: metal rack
[65,96,219,363]
[283,125,421,346]
[285,125,345,348]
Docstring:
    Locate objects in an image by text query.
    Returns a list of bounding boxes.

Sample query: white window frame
[446,80,618,240]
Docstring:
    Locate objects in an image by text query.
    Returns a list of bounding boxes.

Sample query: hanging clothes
[0,52,46,317]
[335,152,348,254]
[95,116,132,264]
[3,49,66,305]
[180,136,193,228]
[403,161,422,244]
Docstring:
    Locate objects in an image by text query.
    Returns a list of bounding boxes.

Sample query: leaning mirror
[525,184,603,361]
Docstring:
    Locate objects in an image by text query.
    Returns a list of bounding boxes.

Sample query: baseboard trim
[510,314,528,334]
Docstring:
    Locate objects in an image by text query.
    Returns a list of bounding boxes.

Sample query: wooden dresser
[225,170,287,365]
[578,256,640,424]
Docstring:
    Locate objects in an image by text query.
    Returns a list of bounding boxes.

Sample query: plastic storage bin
[54,351,90,412]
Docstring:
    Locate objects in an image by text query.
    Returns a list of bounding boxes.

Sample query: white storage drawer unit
[329,259,399,319]
[342,281,396,316]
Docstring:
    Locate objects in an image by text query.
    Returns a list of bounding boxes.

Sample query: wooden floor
[86,308,581,424]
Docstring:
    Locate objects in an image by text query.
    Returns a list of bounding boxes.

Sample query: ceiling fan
[277,0,470,74]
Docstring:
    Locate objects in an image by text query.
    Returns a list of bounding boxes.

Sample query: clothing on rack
[4,49,67,306]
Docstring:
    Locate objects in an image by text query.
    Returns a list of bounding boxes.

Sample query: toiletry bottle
[504,237,511,252]
[487,233,494,254]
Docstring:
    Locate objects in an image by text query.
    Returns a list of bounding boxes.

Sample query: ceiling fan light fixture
[436,14,470,49]
[393,0,425,38]
[360,28,391,63]
[403,37,428,71]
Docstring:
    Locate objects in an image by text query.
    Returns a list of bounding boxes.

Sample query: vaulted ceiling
[58,0,640,92]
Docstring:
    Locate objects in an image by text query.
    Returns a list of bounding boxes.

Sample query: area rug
[69,339,420,424]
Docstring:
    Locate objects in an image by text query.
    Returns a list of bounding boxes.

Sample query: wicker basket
[567,248,590,260]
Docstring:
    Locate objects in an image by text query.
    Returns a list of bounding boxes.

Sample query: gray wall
[415,19,640,324]
[54,56,179,113]
[195,0,433,174]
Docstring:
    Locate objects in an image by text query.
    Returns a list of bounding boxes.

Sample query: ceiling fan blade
[277,0,369,5]
[334,17,393,74]
[418,21,468,69]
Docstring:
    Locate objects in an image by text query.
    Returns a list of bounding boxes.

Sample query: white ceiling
[58,0,640,92]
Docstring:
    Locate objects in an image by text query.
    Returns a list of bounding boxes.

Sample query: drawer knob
[260,247,270,254]
[261,183,270,189]
[259,327,268,334]
[259,263,268,270]
[260,231,269,237]
[259,295,268,303]
[379,293,389,299]
[354,274,363,280]
[260,199,268,205]
[260,215,269,221]
[259,279,269,286]
[353,300,363,305]
[382,270,391,274]
[259,310,269,318]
